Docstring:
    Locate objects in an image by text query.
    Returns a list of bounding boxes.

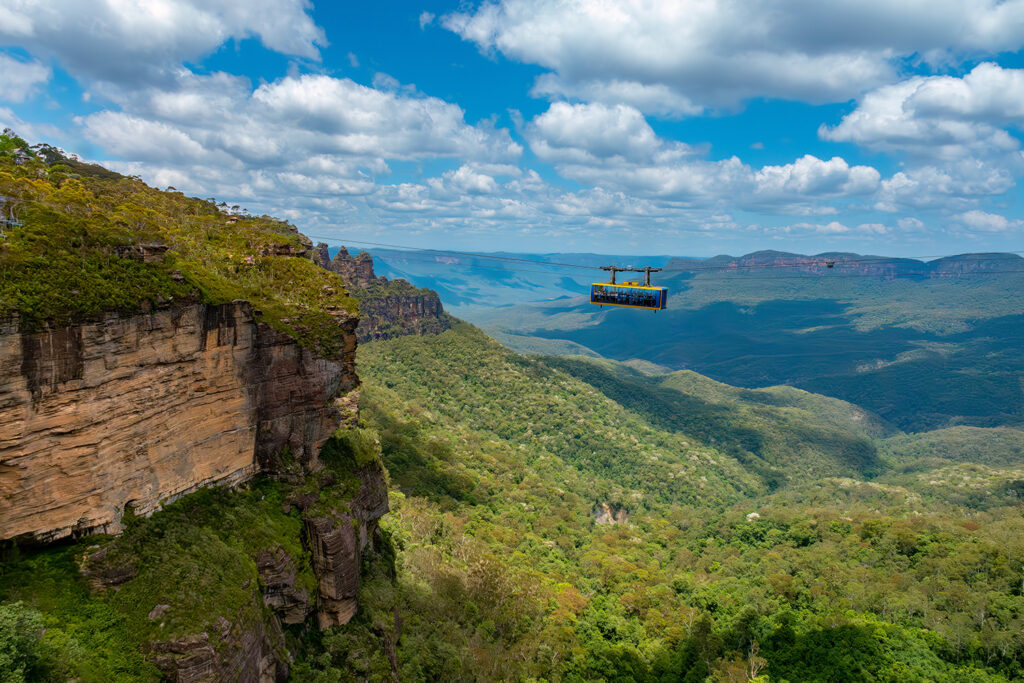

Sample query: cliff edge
[0,300,358,541]
[314,243,452,342]
[0,134,392,678]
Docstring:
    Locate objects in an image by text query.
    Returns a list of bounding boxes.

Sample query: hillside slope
[541,356,893,486]
[290,322,1024,681]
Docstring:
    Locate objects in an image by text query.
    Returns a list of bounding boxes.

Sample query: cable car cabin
[591,281,668,311]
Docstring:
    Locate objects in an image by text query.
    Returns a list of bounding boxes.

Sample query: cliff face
[304,462,390,629]
[355,295,449,342]
[315,243,452,342]
[0,300,358,542]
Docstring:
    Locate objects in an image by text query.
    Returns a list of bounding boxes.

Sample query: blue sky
[2,1,1024,257]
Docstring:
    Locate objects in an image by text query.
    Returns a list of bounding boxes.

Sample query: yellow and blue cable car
[590,266,667,312]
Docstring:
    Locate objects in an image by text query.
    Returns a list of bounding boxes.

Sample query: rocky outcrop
[355,295,450,343]
[329,247,377,288]
[594,502,629,525]
[256,547,311,625]
[313,243,452,343]
[146,599,288,683]
[301,462,389,628]
[0,301,359,542]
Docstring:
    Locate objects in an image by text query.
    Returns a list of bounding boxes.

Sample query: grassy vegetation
[2,319,1021,681]
[361,322,761,509]
[481,327,602,357]
[0,133,355,354]
[452,262,1024,433]
[2,134,1021,680]
[662,269,1024,335]
[542,355,891,485]
[0,550,160,682]
[0,478,321,681]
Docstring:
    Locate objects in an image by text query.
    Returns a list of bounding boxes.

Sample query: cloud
[431,165,500,196]
[897,217,926,232]
[531,76,703,118]
[753,155,880,199]
[766,221,890,237]
[0,53,50,102]
[76,70,521,217]
[956,210,1024,232]
[443,0,1024,115]
[526,102,879,210]
[874,161,1016,211]
[0,0,325,84]
[821,63,1024,161]
[527,102,668,163]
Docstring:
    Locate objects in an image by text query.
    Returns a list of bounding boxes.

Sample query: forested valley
[295,324,1024,681]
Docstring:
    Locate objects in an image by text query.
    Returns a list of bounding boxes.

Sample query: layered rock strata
[355,295,450,343]
[314,243,452,342]
[146,598,288,683]
[0,301,358,542]
[302,462,389,628]
[256,546,311,625]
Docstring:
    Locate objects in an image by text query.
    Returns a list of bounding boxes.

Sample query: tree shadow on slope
[539,356,883,486]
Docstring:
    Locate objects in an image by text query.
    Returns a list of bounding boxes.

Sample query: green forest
[313,323,1024,681]
[0,132,356,354]
[3,321,1023,681]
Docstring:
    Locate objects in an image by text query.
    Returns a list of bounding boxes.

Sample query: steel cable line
[302,233,1024,275]
[303,234,596,270]
[331,246,1024,283]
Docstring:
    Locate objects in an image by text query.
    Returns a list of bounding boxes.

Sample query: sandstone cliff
[0,140,395,679]
[0,300,358,542]
[314,243,452,342]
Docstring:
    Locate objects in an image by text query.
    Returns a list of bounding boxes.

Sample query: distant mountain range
[665,249,1023,278]
[351,247,1024,432]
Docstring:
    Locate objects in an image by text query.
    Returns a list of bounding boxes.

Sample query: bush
[0,602,43,683]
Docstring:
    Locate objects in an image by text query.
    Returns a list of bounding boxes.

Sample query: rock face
[355,294,449,343]
[301,463,389,629]
[314,243,452,343]
[329,247,377,288]
[594,502,629,525]
[146,601,288,683]
[256,547,312,625]
[0,301,358,542]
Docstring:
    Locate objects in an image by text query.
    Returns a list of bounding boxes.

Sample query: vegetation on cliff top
[0,132,355,355]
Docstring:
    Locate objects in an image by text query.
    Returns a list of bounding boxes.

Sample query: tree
[0,602,44,683]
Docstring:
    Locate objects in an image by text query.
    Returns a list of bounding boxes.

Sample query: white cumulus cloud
[957,210,1024,232]
[444,0,1024,115]
[0,0,325,84]
[0,53,50,102]
[526,103,879,211]
[822,63,1024,161]
[77,70,522,220]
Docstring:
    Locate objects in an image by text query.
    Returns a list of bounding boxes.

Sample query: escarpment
[315,243,452,342]
[0,301,358,542]
[0,139,397,679]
